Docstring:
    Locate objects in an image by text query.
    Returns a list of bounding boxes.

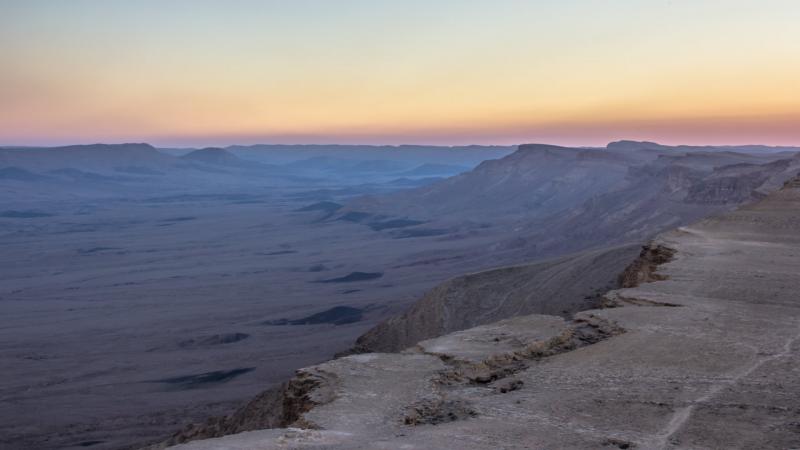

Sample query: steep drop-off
[339,143,800,262]
[347,243,641,354]
[173,176,800,449]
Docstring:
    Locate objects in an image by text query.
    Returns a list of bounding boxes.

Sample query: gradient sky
[2,0,799,147]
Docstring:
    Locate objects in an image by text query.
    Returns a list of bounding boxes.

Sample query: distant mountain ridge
[224,144,516,166]
[160,173,800,450]
[0,143,175,172]
[333,142,800,260]
[607,139,800,154]
[0,143,518,193]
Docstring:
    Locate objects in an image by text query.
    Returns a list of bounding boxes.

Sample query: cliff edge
[170,176,800,449]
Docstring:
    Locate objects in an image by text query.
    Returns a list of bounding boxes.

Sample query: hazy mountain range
[2,140,799,449]
[167,172,800,450]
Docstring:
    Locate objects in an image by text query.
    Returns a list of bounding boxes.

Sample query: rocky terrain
[4,141,799,449]
[339,142,800,259]
[168,176,800,449]
[0,143,520,449]
[348,243,641,354]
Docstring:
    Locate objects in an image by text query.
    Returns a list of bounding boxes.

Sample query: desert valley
[2,141,799,448]
[4,2,800,449]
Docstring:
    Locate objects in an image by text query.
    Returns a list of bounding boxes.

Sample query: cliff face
[515,153,800,260]
[343,144,652,220]
[345,154,799,355]
[342,144,800,266]
[171,177,800,449]
[684,158,797,204]
[150,371,334,448]
[348,243,641,354]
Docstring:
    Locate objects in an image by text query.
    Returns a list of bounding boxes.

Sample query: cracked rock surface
[172,177,800,449]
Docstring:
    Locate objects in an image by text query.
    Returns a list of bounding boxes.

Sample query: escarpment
[148,245,640,448]
[146,370,336,449]
[346,243,641,354]
[338,150,800,358]
[616,244,676,288]
[168,178,800,449]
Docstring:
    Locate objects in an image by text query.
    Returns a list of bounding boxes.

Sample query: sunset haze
[2,0,799,146]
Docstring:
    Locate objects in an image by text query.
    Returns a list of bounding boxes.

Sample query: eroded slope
[349,243,640,354]
[172,176,800,449]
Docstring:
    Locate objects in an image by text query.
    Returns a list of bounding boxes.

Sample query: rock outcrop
[339,143,800,264]
[170,177,800,449]
[347,244,640,354]
[151,371,334,448]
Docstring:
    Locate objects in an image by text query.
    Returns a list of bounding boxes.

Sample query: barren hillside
[169,175,800,449]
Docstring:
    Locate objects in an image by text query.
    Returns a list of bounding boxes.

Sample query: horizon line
[3,139,800,150]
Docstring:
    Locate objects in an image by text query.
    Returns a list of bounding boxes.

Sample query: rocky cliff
[348,243,641,354]
[344,151,800,353]
[338,143,800,263]
[169,176,800,449]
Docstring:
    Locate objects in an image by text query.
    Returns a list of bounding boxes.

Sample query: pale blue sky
[2,0,799,146]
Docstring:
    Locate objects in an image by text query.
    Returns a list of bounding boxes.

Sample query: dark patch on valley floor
[307,264,329,272]
[178,333,250,349]
[1,209,54,218]
[368,218,426,231]
[392,228,448,239]
[393,255,464,268]
[318,272,383,283]
[161,216,197,222]
[262,250,298,256]
[295,201,343,213]
[144,193,261,203]
[78,247,123,254]
[150,368,256,390]
[263,306,364,326]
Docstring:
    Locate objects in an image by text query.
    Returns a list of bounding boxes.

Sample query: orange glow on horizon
[2,1,800,147]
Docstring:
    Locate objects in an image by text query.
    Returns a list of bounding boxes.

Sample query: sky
[2,0,799,147]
